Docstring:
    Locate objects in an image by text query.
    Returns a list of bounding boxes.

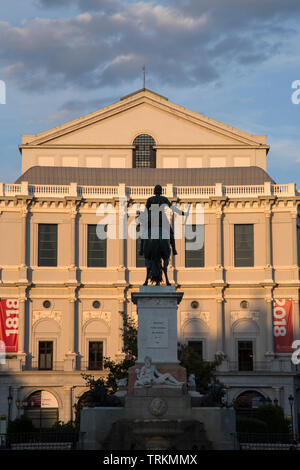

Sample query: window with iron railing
[238,341,253,371]
[185,224,204,267]
[234,224,254,267]
[38,224,57,267]
[38,341,53,370]
[88,341,103,370]
[87,225,107,267]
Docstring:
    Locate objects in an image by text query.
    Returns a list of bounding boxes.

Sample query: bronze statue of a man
[138,184,185,256]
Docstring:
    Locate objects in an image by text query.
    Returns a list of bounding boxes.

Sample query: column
[11,387,19,421]
[19,205,28,282]
[273,387,282,406]
[62,386,72,423]
[117,195,126,284]
[216,211,222,267]
[27,299,33,368]
[265,297,274,356]
[19,206,27,267]
[293,298,300,345]
[64,295,76,371]
[68,205,77,283]
[216,297,225,355]
[18,297,26,354]
[77,299,83,363]
[68,298,75,353]
[291,211,298,266]
[215,201,225,283]
[264,205,274,282]
[70,207,76,268]
[265,210,271,267]
[117,298,125,357]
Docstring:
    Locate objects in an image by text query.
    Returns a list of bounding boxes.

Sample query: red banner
[273,299,293,353]
[0,299,19,353]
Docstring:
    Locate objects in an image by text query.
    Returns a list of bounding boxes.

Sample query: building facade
[0,89,300,429]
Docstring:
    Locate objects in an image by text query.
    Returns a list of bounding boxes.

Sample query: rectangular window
[87,225,106,267]
[88,341,103,370]
[188,341,203,360]
[185,225,204,267]
[238,341,253,371]
[234,224,254,267]
[38,224,57,267]
[38,341,53,370]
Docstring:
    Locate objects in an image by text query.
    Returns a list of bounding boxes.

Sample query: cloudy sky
[1,0,300,184]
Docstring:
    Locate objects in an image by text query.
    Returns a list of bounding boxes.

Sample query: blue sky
[0,0,300,184]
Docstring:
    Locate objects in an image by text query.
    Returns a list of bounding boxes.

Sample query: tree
[178,343,223,394]
[74,312,137,425]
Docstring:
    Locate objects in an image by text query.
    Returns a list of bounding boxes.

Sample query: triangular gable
[21,89,267,149]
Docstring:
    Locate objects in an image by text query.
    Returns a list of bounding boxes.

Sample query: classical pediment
[20,89,268,149]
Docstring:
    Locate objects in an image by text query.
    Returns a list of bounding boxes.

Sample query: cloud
[0,0,299,93]
[34,0,122,12]
[268,137,300,166]
[47,95,118,123]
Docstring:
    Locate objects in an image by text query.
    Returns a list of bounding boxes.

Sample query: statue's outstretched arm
[170,204,185,216]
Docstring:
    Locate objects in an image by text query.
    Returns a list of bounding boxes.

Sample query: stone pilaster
[291,211,298,266]
[18,204,28,282]
[214,199,226,283]
[17,297,26,355]
[117,196,127,284]
[68,203,78,283]
[65,295,77,370]
[264,200,275,283]
[265,292,274,357]
[293,298,300,344]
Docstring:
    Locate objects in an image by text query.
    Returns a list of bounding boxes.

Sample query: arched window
[24,390,59,429]
[235,390,267,409]
[133,134,156,168]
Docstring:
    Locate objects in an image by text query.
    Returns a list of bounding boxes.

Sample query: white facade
[0,89,299,428]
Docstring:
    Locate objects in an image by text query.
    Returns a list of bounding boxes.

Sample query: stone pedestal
[131,286,183,364]
[129,286,184,392]
[125,386,191,420]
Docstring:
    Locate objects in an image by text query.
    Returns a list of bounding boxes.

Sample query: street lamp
[15,399,20,418]
[7,394,12,421]
[288,395,295,439]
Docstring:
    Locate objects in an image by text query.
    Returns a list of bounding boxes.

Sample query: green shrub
[256,405,290,433]
[7,415,35,433]
[236,416,268,433]
[50,420,77,432]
